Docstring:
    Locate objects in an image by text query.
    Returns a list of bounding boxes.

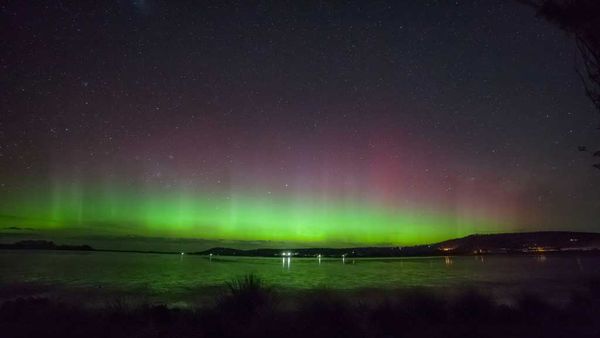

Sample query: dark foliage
[521,0,600,169]
[2,275,600,338]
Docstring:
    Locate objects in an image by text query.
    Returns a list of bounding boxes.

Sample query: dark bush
[2,277,600,338]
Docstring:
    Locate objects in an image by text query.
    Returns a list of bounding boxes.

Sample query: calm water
[1,250,599,306]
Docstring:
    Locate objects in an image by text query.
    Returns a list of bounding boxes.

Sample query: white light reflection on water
[2,251,600,307]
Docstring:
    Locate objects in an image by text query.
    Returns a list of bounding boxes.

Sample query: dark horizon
[2,229,600,254]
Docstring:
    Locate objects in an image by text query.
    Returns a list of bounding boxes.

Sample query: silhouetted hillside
[2,232,599,257]
[195,231,600,257]
[0,240,93,251]
[434,231,600,254]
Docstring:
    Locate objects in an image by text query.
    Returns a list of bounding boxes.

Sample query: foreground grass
[1,275,600,338]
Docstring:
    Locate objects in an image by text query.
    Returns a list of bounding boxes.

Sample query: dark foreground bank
[2,275,600,338]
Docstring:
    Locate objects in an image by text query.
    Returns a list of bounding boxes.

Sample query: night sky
[1,1,599,250]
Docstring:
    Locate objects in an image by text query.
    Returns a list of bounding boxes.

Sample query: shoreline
[2,246,600,258]
[2,230,600,258]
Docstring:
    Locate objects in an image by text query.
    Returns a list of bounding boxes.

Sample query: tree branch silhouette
[519,0,600,169]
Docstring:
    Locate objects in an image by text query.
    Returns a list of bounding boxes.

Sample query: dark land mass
[195,231,600,257]
[0,240,180,255]
[0,240,93,252]
[2,231,600,257]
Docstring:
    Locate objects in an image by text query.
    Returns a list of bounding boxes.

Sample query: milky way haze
[1,1,599,249]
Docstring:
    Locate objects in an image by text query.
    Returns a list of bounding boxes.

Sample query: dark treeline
[2,231,600,257]
[0,240,180,255]
[0,240,93,251]
[1,274,600,338]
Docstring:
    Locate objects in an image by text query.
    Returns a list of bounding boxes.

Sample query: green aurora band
[0,182,508,246]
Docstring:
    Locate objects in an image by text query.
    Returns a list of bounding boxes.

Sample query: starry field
[1,1,599,249]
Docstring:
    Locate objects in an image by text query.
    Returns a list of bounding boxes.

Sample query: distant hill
[2,232,599,257]
[433,231,600,254]
[0,240,93,251]
[194,231,600,257]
